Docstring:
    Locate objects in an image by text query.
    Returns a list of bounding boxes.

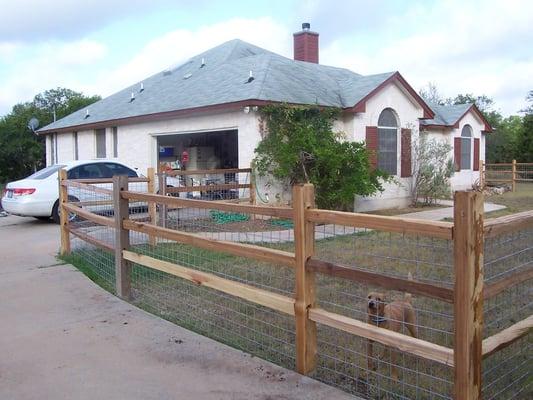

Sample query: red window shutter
[401,128,412,177]
[473,138,480,171]
[366,126,378,170]
[454,137,462,171]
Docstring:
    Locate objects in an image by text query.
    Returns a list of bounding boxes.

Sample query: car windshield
[26,165,66,180]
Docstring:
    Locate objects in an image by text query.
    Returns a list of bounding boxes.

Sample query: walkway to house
[0,215,354,400]
[395,200,506,220]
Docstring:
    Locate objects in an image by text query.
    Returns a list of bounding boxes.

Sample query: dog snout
[368,300,376,309]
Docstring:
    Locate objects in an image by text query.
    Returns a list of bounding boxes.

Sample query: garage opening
[157,129,238,172]
[156,129,250,201]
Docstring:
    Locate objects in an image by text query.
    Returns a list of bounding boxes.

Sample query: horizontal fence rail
[121,191,293,219]
[164,167,252,176]
[483,160,533,191]
[308,308,455,366]
[123,219,296,267]
[307,258,454,302]
[57,170,533,400]
[306,209,453,239]
[123,250,296,315]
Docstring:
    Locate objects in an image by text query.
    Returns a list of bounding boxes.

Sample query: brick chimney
[293,22,319,64]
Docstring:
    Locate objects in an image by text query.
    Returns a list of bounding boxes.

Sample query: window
[95,129,106,158]
[67,164,104,179]
[377,108,398,175]
[27,164,66,180]
[461,125,472,170]
[112,127,118,158]
[50,134,58,165]
[101,163,137,178]
[73,132,78,160]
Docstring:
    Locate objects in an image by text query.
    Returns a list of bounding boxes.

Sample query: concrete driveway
[0,215,353,400]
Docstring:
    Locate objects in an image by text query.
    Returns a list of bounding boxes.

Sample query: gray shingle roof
[420,102,473,126]
[38,39,397,132]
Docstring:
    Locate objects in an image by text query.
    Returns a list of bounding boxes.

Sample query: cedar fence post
[293,184,317,374]
[147,167,157,246]
[113,175,131,299]
[511,159,517,192]
[158,172,168,228]
[249,173,256,205]
[479,160,484,189]
[453,191,484,400]
[59,168,70,255]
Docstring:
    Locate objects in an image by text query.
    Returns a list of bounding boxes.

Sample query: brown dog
[367,280,417,381]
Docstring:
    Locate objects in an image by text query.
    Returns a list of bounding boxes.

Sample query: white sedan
[1,160,139,223]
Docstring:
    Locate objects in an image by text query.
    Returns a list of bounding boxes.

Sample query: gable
[347,72,434,119]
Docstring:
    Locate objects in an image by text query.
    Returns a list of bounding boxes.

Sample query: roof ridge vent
[200,58,206,68]
[247,70,254,83]
[163,69,171,76]
[183,73,192,79]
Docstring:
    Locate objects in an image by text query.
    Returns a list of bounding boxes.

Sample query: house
[37,23,492,211]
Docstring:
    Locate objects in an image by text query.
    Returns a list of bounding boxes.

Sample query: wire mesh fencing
[311,225,455,399]
[59,176,532,400]
[160,168,253,202]
[482,224,533,399]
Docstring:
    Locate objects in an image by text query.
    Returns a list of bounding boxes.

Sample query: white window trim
[377,108,400,176]
[95,128,107,159]
[460,125,473,171]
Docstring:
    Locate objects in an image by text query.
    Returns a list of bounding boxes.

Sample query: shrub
[254,105,388,210]
[410,134,454,206]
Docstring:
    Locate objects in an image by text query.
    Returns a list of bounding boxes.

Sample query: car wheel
[51,196,79,224]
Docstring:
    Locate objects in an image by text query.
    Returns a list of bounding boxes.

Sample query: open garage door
[157,129,238,172]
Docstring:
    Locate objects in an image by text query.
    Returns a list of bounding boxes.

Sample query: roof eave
[345,72,435,119]
[451,104,494,133]
[36,99,273,135]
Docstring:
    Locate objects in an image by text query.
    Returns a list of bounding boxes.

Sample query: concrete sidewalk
[396,201,506,221]
[0,216,353,400]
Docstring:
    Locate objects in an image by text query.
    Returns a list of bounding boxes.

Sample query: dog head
[367,292,385,317]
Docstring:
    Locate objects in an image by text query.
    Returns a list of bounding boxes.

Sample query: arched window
[378,108,398,175]
[461,125,472,170]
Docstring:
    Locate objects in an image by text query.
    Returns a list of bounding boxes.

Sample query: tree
[419,82,445,105]
[410,134,454,205]
[517,90,533,162]
[439,91,526,163]
[253,105,388,210]
[0,88,100,182]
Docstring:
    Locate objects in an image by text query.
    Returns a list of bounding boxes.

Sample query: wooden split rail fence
[58,171,532,400]
[482,160,533,191]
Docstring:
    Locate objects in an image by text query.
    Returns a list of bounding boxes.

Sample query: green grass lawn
[60,210,531,399]
[365,203,446,217]
[485,182,533,218]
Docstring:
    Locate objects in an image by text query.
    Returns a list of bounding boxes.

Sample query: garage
[157,129,238,172]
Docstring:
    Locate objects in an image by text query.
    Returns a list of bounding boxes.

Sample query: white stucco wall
[449,112,486,190]
[42,85,487,210]
[423,111,486,192]
[44,109,262,176]
[352,82,425,212]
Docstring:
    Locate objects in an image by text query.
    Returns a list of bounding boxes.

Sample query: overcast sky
[0,0,532,117]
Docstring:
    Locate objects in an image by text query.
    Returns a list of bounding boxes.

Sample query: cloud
[292,0,418,45]
[0,0,202,42]
[0,39,108,114]
[91,17,291,97]
[0,2,531,117]
[0,16,289,115]
[319,0,533,114]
